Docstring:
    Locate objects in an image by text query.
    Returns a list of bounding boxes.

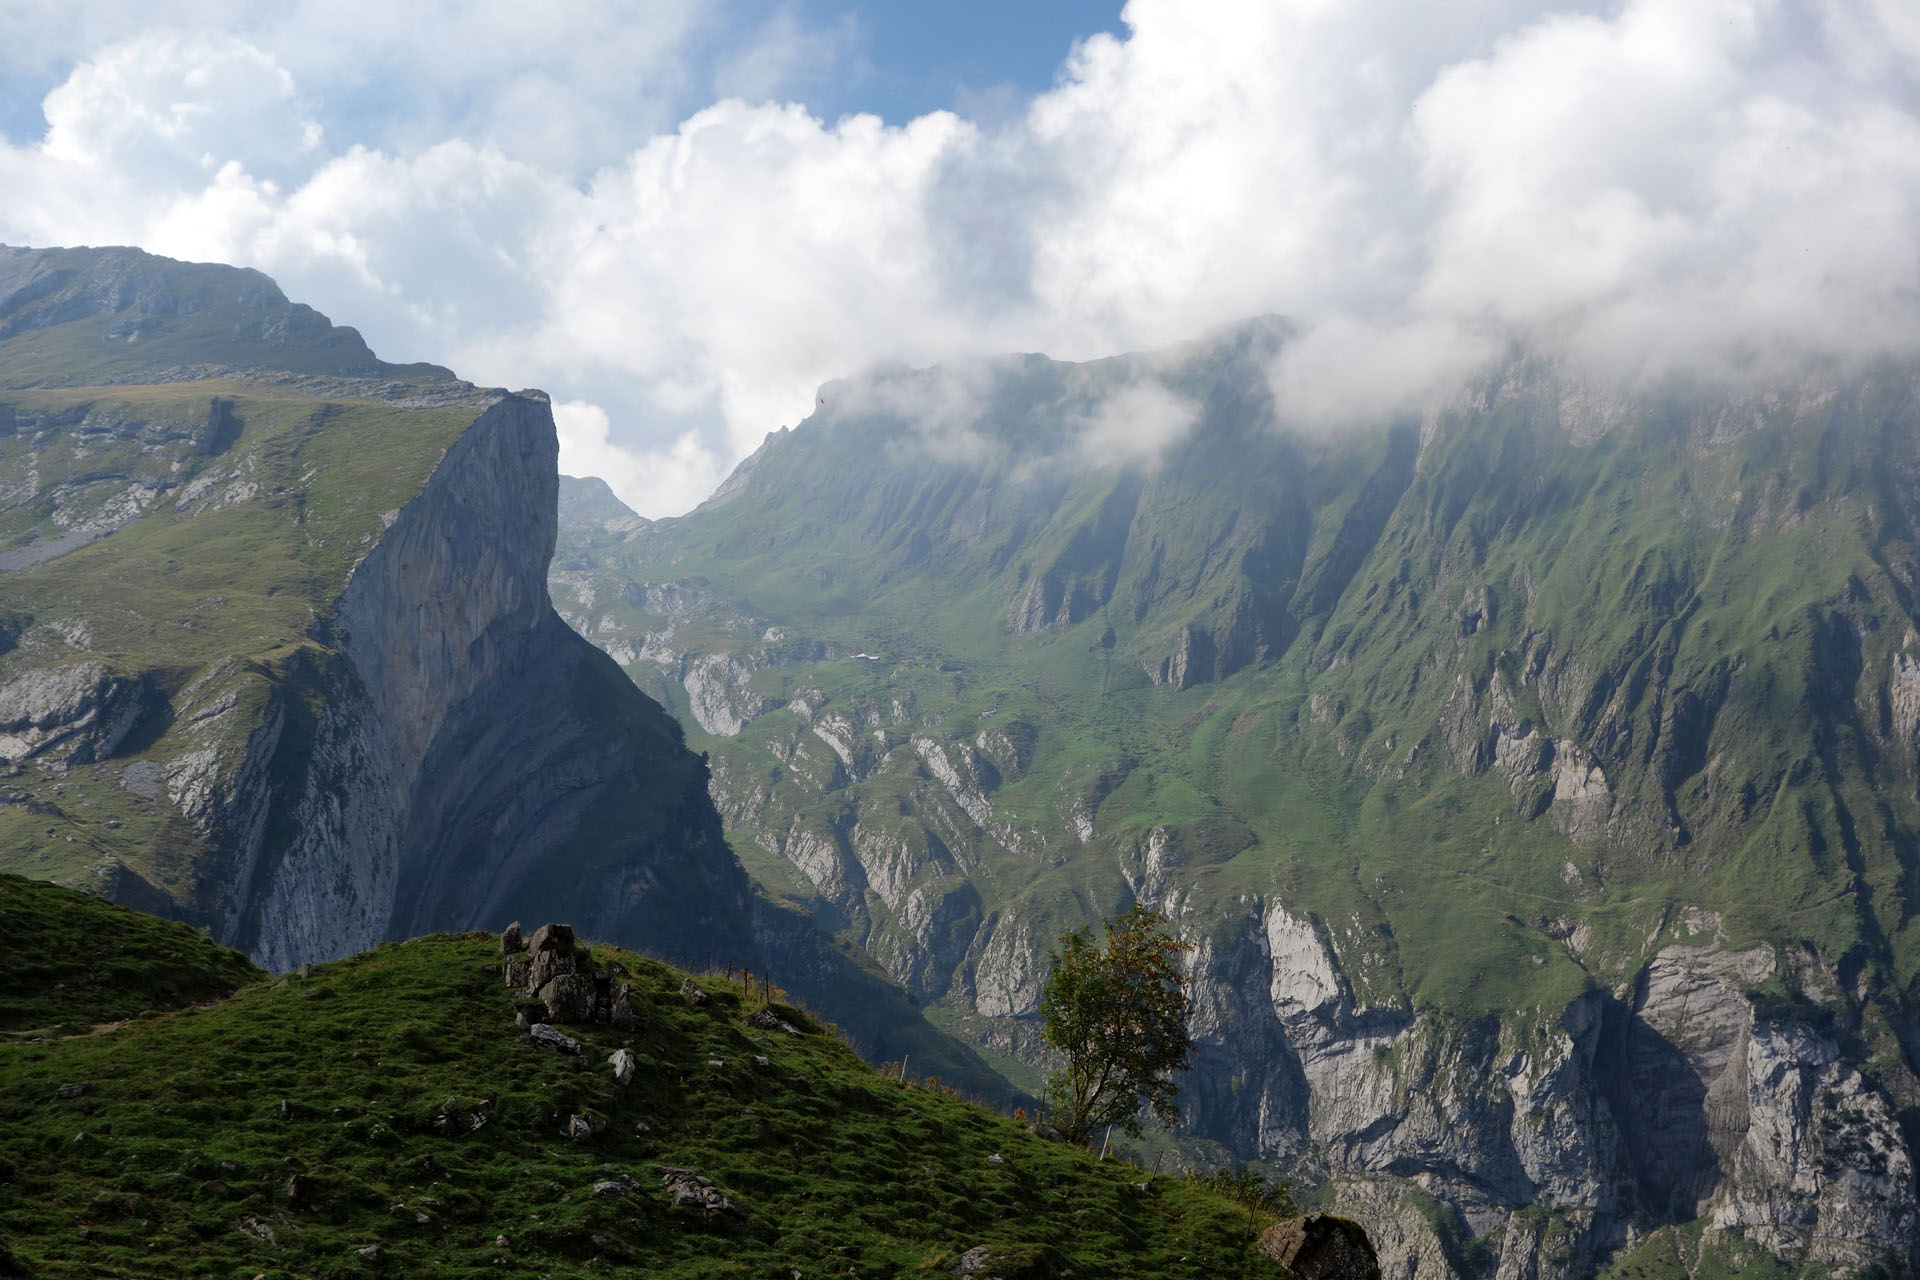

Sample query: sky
[1,0,1918,516]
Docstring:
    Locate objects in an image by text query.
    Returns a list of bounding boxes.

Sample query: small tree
[1039,903,1195,1144]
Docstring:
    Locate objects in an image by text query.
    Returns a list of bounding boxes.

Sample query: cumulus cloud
[1071,383,1200,467]
[0,0,1917,514]
[553,400,728,520]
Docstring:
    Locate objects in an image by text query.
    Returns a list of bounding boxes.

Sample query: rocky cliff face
[553,336,1920,1277]
[221,392,756,970]
[0,245,756,974]
[0,244,1015,1110]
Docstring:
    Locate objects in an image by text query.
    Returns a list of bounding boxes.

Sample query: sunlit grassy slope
[0,878,1293,1279]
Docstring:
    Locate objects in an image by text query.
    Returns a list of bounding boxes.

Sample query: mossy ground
[0,888,1290,1279]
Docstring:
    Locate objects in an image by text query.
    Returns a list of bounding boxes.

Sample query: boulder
[527,922,574,954]
[658,1166,744,1218]
[528,1023,581,1056]
[745,1007,802,1036]
[499,922,524,955]
[1258,1215,1382,1280]
[538,973,595,1024]
[610,984,642,1030]
[609,1049,637,1086]
[680,978,709,1007]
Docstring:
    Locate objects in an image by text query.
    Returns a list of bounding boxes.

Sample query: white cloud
[1072,382,1200,467]
[553,400,728,521]
[1,0,1918,515]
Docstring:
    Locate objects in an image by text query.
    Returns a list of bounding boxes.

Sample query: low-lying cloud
[0,0,1915,513]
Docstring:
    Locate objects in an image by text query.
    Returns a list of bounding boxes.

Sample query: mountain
[0,872,1356,1278]
[553,325,1920,1279]
[0,244,755,972]
[0,245,1013,1098]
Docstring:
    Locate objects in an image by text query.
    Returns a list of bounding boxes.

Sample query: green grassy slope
[0,874,260,1035]
[0,889,1295,1279]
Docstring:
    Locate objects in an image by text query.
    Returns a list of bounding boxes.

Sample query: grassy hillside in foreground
[0,874,261,1035]
[0,884,1296,1279]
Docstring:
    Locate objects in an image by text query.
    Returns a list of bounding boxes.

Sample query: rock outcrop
[1259,1215,1383,1280]
[502,922,644,1031]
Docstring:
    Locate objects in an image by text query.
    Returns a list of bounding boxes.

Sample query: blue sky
[0,1,1917,515]
[780,0,1125,125]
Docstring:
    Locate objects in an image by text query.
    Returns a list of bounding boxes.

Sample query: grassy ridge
[0,887,1293,1279]
[0,875,260,1035]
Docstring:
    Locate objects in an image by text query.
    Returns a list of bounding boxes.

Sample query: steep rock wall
[195,394,754,971]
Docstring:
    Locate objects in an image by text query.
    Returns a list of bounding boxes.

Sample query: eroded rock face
[205,393,758,972]
[0,662,147,765]
[1176,911,1917,1280]
[1710,1020,1917,1268]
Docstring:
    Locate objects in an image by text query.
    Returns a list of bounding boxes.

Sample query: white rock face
[1267,903,1341,1017]
[684,652,775,736]
[913,737,994,827]
[970,911,1045,1018]
[1709,1018,1919,1267]
[1153,904,1917,1280]
[0,661,146,764]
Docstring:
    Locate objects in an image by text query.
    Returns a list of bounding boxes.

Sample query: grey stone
[657,1166,744,1218]
[609,1048,637,1086]
[538,973,595,1024]
[1258,1215,1382,1280]
[745,1007,802,1036]
[528,1023,581,1056]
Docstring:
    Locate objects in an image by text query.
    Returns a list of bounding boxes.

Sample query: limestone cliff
[0,245,756,973]
[222,392,757,970]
